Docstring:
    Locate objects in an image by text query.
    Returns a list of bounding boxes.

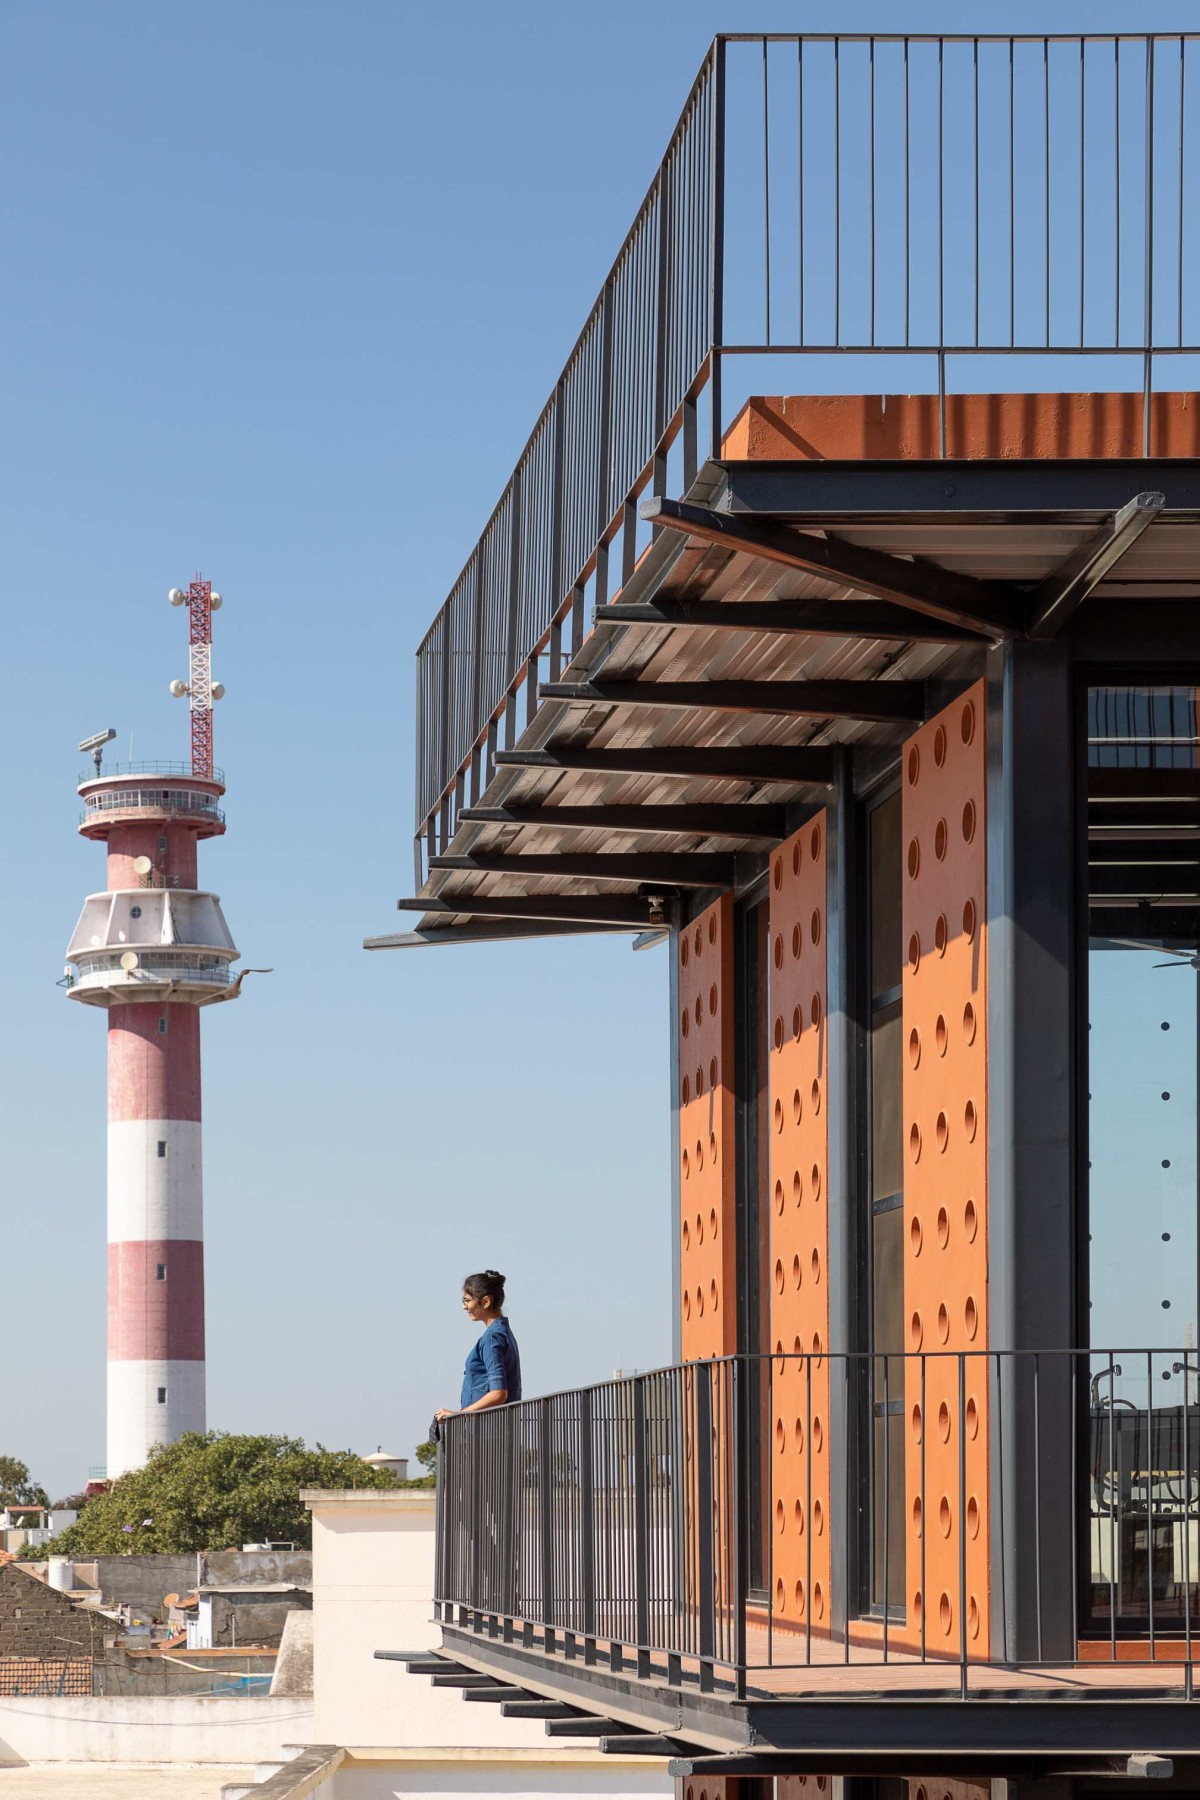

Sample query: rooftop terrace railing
[414,32,1200,868]
[436,1349,1200,1701]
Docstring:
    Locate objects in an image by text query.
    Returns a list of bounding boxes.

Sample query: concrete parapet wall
[0,1693,315,1764]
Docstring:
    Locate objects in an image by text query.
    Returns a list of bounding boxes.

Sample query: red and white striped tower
[66,579,244,1478]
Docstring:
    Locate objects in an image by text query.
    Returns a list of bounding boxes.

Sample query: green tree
[0,1457,48,1509]
[414,1440,437,1475]
[40,1433,398,1556]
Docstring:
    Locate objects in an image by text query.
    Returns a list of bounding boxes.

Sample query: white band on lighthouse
[107,1119,203,1242]
[107,1361,206,1481]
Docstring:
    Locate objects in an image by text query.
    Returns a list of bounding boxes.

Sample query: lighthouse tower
[66,579,241,1479]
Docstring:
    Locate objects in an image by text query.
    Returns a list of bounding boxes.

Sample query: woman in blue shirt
[435,1269,521,1423]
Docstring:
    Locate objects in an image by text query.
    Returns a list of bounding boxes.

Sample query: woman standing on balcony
[435,1269,521,1423]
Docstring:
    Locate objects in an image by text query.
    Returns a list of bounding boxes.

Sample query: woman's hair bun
[484,1268,505,1284]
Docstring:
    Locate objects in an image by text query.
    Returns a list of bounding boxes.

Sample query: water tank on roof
[47,1558,75,1593]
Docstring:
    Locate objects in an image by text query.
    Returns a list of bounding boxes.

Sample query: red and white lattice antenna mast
[168,577,223,775]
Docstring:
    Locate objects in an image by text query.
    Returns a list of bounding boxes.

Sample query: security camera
[78,728,117,755]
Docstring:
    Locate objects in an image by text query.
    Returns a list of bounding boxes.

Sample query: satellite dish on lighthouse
[119,951,139,972]
[133,856,153,876]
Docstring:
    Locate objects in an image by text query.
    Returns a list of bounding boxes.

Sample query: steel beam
[495,745,837,784]
[1026,491,1165,637]
[430,851,737,887]
[1089,768,1200,801]
[393,894,660,927]
[460,803,787,841]
[539,679,925,723]
[594,598,983,643]
[720,458,1200,520]
[640,494,1022,637]
[365,921,635,949]
[1088,868,1200,898]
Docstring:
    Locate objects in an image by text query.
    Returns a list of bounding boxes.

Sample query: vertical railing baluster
[539,1396,554,1653]
[633,1376,651,1678]
[708,36,726,460]
[958,1354,969,1697]
[695,1360,715,1692]
[1144,35,1157,454]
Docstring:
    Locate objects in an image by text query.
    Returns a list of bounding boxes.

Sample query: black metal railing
[414,32,1200,871]
[435,1349,1200,1700]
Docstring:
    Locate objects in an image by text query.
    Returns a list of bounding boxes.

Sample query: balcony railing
[435,1350,1200,1702]
[414,31,1200,869]
[80,788,225,826]
[78,760,225,786]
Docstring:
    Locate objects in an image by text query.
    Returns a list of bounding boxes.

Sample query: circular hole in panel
[967,1495,980,1539]
[775,1417,786,1454]
[939,1496,952,1538]
[935,913,948,956]
[934,724,947,768]
[710,1280,719,1313]
[773,858,783,891]
[774,1098,784,1134]
[907,745,920,787]
[774,1181,785,1217]
[907,837,921,880]
[811,994,822,1030]
[775,1578,785,1612]
[707,915,716,945]
[963,897,977,942]
[811,1078,821,1115]
[694,925,703,956]
[792,1169,803,1207]
[936,1014,948,1056]
[795,1417,805,1453]
[964,1197,978,1241]
[709,1134,718,1165]
[813,1415,824,1452]
[812,1332,824,1365]
[774,1016,784,1051]
[909,933,921,973]
[963,1001,977,1045]
[793,1087,803,1125]
[938,1401,952,1442]
[937,1206,949,1249]
[694,996,703,1026]
[683,1290,691,1321]
[695,1065,704,1095]
[709,1203,718,1236]
[709,1056,718,1089]
[682,1148,690,1180]
[961,700,976,745]
[909,1123,922,1163]
[911,1403,923,1444]
[774,1258,785,1294]
[795,1499,805,1535]
[795,1579,806,1616]
[908,1027,922,1068]
[817,1782,827,1794]
[912,1495,923,1537]
[775,1498,785,1534]
[792,923,802,960]
[813,1498,824,1536]
[935,818,948,861]
[814,1582,826,1620]
[937,1303,950,1343]
[811,1249,821,1284]
[962,799,977,843]
[708,984,718,1017]
[968,1595,980,1640]
[793,1335,803,1357]
[965,1295,978,1340]
[696,1138,704,1172]
[910,1216,923,1257]
[682,1076,690,1105]
[811,1163,822,1203]
[681,1010,690,1039]
[936,1111,949,1154]
[940,1592,953,1636]
[696,1212,704,1244]
[680,938,689,969]
[811,909,822,947]
[792,1005,802,1040]
[910,1310,924,1351]
[810,823,821,860]
[913,1590,924,1631]
[966,1396,979,1439]
[792,1254,802,1289]
[965,1099,978,1141]
[682,1219,690,1251]
[792,841,802,876]
[773,936,784,970]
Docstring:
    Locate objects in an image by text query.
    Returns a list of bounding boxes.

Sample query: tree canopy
[34,1433,398,1556]
[0,1457,48,1509]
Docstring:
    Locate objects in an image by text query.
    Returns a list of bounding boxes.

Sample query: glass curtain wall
[866,790,906,1615]
[1086,684,1200,1629]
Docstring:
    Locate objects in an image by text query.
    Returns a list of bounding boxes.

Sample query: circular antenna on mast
[119,951,139,972]
[211,683,225,701]
[169,679,188,698]
[168,587,186,606]
[209,591,222,609]
[133,855,153,876]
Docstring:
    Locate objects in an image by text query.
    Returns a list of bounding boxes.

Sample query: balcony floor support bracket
[539,679,925,724]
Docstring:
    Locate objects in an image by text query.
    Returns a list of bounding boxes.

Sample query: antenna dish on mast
[209,591,222,610]
[119,951,139,972]
[133,856,153,876]
[168,587,186,606]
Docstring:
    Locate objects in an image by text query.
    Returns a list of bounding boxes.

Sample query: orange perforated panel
[905,1782,989,1800]
[679,896,737,1360]
[902,681,989,1655]
[767,816,830,1632]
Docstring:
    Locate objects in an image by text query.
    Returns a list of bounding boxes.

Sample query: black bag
[428,1414,442,1444]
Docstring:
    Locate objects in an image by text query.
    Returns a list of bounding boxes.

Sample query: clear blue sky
[3,0,1194,1501]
